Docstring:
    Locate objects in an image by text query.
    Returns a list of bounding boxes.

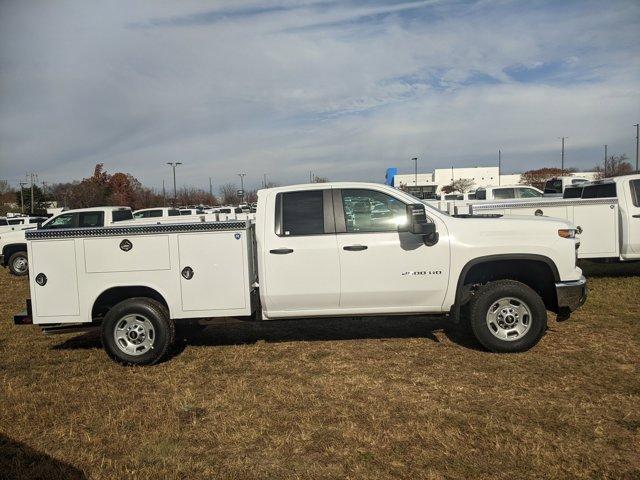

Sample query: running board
[41,324,99,336]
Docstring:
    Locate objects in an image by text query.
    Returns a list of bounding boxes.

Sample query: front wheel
[101,297,175,366]
[468,280,547,353]
[8,251,28,276]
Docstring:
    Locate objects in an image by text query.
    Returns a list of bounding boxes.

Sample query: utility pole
[411,157,418,186]
[634,123,639,173]
[498,150,501,186]
[309,171,313,183]
[162,180,166,206]
[166,162,181,205]
[209,177,213,197]
[29,172,37,214]
[41,181,47,208]
[604,145,608,177]
[19,182,27,214]
[263,174,267,188]
[559,137,567,175]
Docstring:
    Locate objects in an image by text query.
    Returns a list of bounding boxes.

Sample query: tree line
[1,164,278,215]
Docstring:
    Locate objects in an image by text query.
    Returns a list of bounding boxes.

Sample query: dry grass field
[1,263,639,479]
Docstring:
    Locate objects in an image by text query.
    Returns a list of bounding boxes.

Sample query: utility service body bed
[24,221,256,325]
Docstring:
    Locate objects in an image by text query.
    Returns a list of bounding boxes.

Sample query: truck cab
[0,216,48,234]
[544,176,590,196]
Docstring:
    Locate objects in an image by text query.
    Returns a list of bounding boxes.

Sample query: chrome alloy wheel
[12,256,28,274]
[113,314,155,356]
[485,297,532,341]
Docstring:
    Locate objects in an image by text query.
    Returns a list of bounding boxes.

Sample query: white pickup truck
[461,174,640,261]
[14,182,587,365]
[0,215,48,234]
[0,207,133,276]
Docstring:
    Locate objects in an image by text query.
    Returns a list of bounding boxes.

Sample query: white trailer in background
[453,175,640,261]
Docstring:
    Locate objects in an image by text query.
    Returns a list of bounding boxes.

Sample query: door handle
[343,245,368,251]
[270,248,294,254]
[633,214,640,218]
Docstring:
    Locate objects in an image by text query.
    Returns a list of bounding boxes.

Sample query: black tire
[8,251,28,276]
[468,280,547,353]
[101,297,175,366]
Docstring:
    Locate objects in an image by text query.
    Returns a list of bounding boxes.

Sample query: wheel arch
[91,285,170,321]
[455,254,560,313]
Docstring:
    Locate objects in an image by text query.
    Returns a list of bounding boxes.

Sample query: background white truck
[15,182,586,365]
[1,207,133,276]
[460,174,640,261]
[0,215,48,234]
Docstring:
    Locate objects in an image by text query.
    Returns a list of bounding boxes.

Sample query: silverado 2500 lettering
[14,182,587,365]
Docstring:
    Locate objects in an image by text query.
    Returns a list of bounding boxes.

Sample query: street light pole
[604,145,608,177]
[559,137,567,175]
[238,173,246,201]
[167,162,182,205]
[411,157,418,187]
[498,149,501,186]
[634,123,639,173]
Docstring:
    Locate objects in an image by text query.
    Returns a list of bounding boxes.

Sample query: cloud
[0,0,639,191]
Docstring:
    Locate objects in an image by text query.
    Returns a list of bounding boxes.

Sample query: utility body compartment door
[178,231,250,313]
[30,239,80,319]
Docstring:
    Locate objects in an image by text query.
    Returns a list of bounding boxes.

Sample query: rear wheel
[8,251,28,276]
[468,280,547,353]
[101,297,175,366]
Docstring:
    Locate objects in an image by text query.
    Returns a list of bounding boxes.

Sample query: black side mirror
[405,203,438,245]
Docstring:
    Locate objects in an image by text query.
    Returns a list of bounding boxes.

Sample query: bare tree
[445,178,475,193]
[219,183,239,205]
[594,154,633,179]
[520,167,566,190]
[0,179,11,195]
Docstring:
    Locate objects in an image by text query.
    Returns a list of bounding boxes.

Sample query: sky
[1,0,639,191]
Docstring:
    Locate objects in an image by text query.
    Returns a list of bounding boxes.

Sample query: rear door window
[544,179,563,194]
[78,212,104,227]
[112,210,133,222]
[279,190,325,236]
[168,209,181,216]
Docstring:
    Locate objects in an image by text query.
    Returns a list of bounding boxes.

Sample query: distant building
[391,166,516,198]
[388,166,597,199]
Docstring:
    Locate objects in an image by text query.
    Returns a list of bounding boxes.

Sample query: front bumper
[555,276,587,312]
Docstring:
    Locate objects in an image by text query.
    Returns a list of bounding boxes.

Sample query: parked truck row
[445,174,640,261]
